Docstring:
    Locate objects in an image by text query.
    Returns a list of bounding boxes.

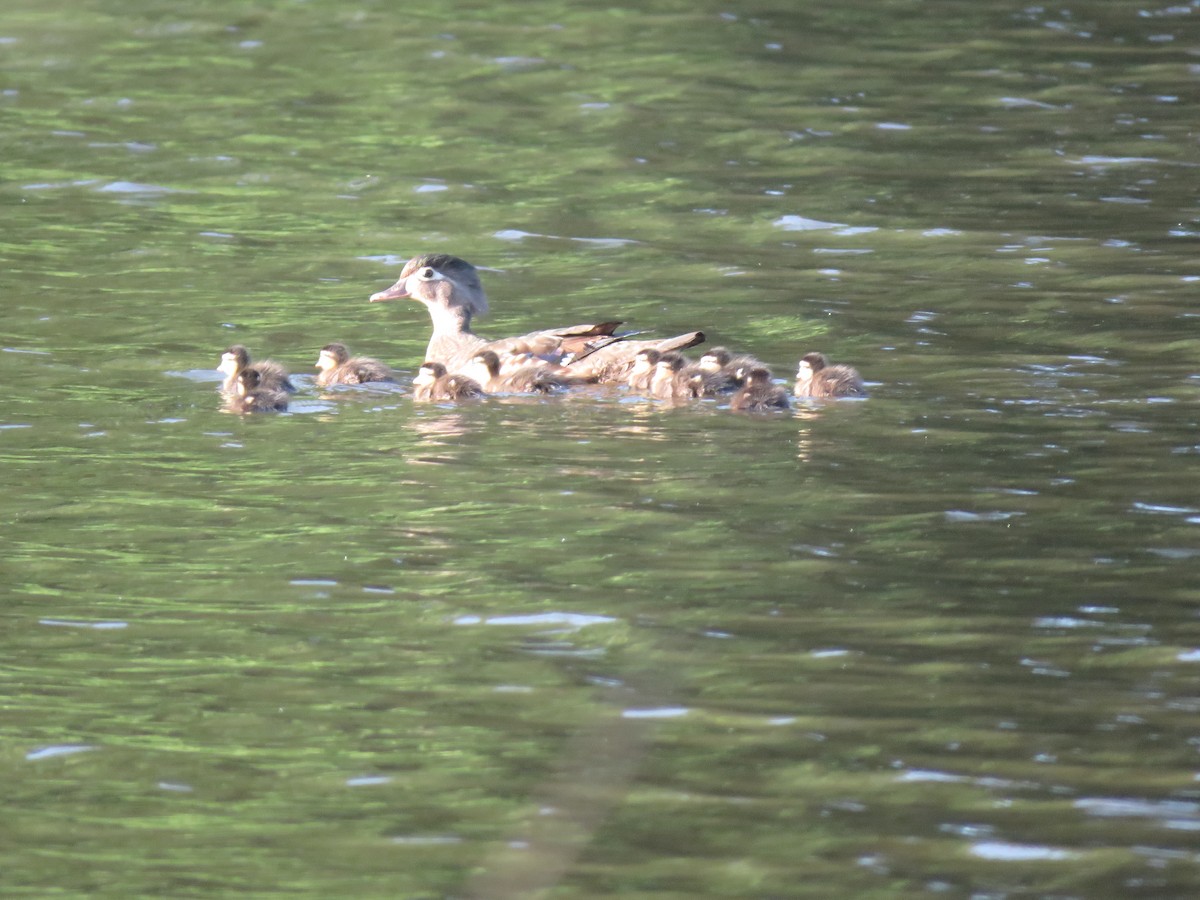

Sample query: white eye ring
[418,266,436,279]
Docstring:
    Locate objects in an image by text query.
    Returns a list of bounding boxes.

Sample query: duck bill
[369,278,410,302]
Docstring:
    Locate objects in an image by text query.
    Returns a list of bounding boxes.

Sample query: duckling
[649,351,690,402]
[369,253,704,381]
[730,367,791,412]
[794,352,866,398]
[682,369,721,399]
[627,348,661,393]
[463,350,578,394]
[684,346,762,396]
[412,361,485,402]
[698,346,763,381]
[226,368,289,413]
[217,345,295,396]
[314,342,395,387]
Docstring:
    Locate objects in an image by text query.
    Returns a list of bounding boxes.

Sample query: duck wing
[572,331,706,384]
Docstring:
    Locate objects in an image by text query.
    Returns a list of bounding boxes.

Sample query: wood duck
[679,346,760,397]
[226,368,289,413]
[730,367,791,412]
[626,348,661,393]
[412,361,485,402]
[369,254,705,383]
[794,352,866,398]
[649,351,690,402]
[462,349,578,394]
[314,343,395,387]
[217,345,295,396]
[698,347,762,383]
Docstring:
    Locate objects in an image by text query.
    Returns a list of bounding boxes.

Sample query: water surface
[3,1,1200,896]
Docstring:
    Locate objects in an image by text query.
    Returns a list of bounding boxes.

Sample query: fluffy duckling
[463,350,577,394]
[685,369,733,398]
[412,361,485,402]
[698,346,763,380]
[684,346,761,396]
[794,352,866,398]
[314,343,395,387]
[627,348,661,393]
[217,345,295,396]
[226,368,289,413]
[649,351,690,402]
[730,367,791,412]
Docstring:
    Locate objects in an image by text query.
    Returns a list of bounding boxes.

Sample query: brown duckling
[369,254,704,382]
[412,361,485,402]
[649,351,690,402]
[217,345,295,396]
[463,349,578,394]
[627,348,661,393]
[698,346,763,380]
[684,346,761,396]
[685,369,735,398]
[315,342,395,387]
[226,368,289,413]
[730,367,791,412]
[794,352,866,398]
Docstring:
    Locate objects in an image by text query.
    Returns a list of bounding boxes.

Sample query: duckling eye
[418,266,436,279]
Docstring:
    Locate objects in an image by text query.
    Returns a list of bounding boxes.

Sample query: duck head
[370,254,489,317]
[796,352,828,385]
[218,345,250,377]
[629,348,661,378]
[466,350,501,383]
[414,361,448,388]
[698,347,731,373]
[317,342,350,373]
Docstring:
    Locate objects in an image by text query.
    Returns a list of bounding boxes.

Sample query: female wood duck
[794,352,866,398]
[462,349,577,394]
[314,343,395,387]
[369,254,705,383]
[217,345,295,396]
[226,368,289,413]
[412,361,485,402]
[730,367,791,412]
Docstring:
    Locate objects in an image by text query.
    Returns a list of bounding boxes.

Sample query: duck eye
[418,267,435,279]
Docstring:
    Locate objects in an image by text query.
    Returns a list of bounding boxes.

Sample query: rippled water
[4,1,1200,896]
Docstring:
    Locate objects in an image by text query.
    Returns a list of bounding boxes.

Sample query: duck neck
[427,302,474,337]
